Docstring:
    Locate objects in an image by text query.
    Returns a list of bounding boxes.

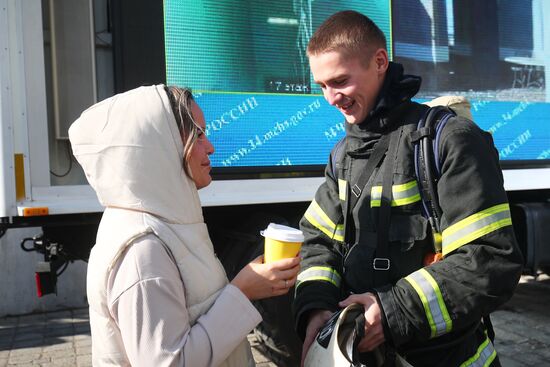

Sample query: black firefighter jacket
[294,63,523,367]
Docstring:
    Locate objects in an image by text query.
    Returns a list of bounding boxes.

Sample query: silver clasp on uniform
[351,184,362,197]
[373,258,390,270]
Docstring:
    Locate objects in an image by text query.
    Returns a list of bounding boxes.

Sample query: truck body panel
[1,1,550,324]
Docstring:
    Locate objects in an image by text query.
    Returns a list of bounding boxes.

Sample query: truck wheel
[207,208,304,367]
[244,214,302,367]
[252,291,302,367]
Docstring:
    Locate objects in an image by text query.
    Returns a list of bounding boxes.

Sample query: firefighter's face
[309,48,388,124]
[188,101,214,190]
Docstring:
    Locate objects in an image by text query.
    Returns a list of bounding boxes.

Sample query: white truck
[1,0,550,339]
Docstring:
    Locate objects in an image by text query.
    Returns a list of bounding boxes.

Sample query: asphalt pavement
[0,274,549,366]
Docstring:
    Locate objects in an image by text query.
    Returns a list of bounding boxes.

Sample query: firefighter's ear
[373,48,389,75]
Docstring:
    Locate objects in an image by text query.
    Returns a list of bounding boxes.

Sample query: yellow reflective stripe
[371,181,421,207]
[304,200,345,242]
[338,179,347,201]
[459,334,496,367]
[405,268,452,338]
[297,266,341,288]
[442,204,512,256]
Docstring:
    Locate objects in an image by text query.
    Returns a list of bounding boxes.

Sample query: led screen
[164,0,550,173]
[393,0,550,164]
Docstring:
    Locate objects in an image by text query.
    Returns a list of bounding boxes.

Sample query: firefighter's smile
[337,99,355,113]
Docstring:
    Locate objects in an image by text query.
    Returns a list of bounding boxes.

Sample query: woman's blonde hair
[165,86,200,177]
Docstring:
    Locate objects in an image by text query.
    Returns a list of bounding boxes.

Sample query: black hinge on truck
[1,212,102,297]
[21,235,70,297]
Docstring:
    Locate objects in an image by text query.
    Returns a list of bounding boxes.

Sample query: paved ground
[0,310,276,367]
[492,273,550,366]
[0,274,549,367]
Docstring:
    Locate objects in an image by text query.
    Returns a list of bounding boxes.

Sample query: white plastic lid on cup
[260,223,304,243]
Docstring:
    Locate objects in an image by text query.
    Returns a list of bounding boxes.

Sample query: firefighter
[293,10,523,366]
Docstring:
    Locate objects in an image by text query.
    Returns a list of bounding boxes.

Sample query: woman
[69,85,300,366]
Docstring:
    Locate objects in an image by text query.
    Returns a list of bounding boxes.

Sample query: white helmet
[303,303,412,367]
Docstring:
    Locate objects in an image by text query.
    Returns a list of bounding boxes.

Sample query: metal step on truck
[1,1,550,365]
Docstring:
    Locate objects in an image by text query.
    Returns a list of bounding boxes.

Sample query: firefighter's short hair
[307,10,386,61]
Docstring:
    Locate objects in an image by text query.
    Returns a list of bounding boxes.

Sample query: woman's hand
[339,292,385,352]
[231,255,300,300]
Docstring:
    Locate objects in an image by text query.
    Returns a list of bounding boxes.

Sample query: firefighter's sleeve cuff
[376,284,411,347]
[293,281,340,340]
[373,288,393,345]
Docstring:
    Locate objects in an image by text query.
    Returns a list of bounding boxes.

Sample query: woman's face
[188,101,214,189]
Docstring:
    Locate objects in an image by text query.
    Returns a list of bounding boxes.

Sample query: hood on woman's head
[68,85,203,225]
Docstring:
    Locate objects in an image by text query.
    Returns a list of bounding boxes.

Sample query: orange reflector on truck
[14,153,26,201]
[22,207,49,216]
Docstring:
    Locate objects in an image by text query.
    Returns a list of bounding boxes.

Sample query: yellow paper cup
[261,223,304,263]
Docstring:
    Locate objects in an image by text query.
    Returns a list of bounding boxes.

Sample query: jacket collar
[345,62,421,152]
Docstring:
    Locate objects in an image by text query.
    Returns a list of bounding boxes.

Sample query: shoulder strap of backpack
[411,106,455,248]
[412,106,497,343]
[329,137,346,181]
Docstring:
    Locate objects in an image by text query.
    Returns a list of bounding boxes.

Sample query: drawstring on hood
[69,85,202,225]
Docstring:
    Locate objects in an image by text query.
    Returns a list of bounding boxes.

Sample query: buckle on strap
[373,258,390,270]
[352,184,362,197]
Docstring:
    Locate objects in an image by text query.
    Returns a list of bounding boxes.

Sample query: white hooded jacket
[69,85,261,366]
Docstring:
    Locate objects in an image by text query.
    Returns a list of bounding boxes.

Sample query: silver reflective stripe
[442,203,512,255]
[371,181,421,207]
[459,334,497,367]
[405,268,452,338]
[304,200,344,242]
[338,179,347,201]
[297,266,341,288]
